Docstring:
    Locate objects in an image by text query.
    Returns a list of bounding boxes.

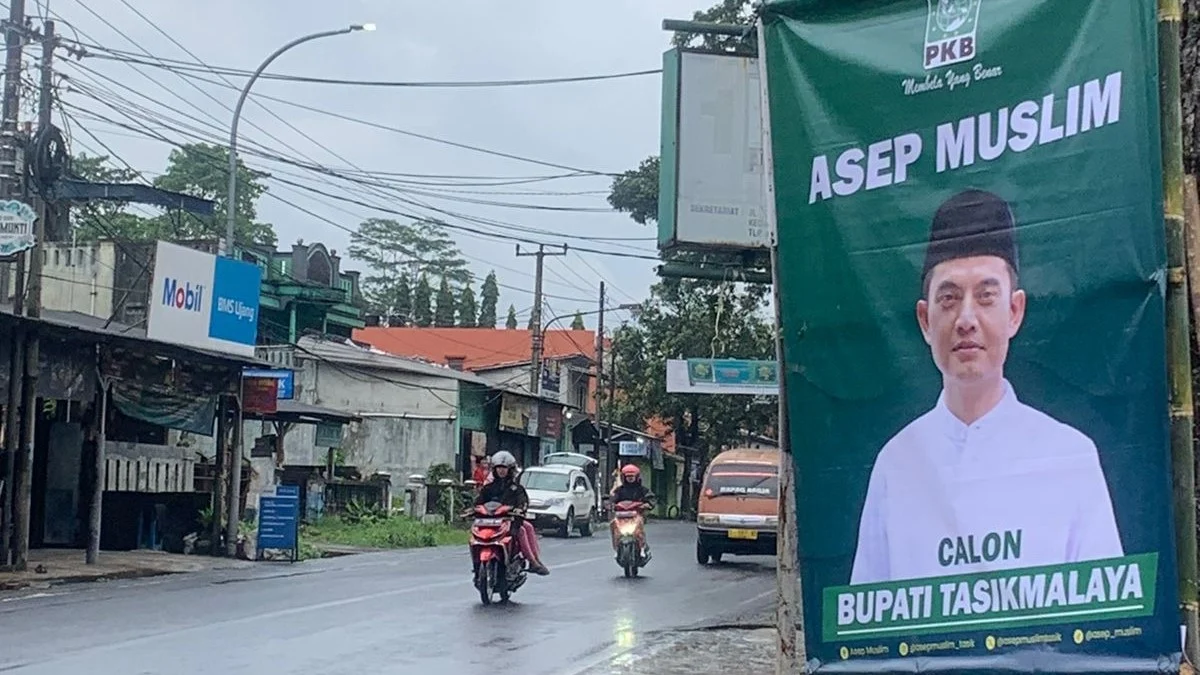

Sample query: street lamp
[224,24,374,256]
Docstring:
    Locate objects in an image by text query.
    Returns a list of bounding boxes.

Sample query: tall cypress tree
[479,270,500,327]
[458,282,478,328]
[412,274,434,327]
[434,276,457,327]
[505,304,519,330]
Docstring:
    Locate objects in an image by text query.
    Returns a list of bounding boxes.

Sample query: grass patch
[301,515,469,552]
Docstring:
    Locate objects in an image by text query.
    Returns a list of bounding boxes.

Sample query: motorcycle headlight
[617,521,638,535]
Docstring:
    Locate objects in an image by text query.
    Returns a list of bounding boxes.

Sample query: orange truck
[695,447,781,565]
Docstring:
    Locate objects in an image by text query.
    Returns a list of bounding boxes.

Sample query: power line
[78,44,661,88]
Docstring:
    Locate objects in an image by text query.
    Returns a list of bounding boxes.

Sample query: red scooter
[469,501,527,604]
[613,500,651,578]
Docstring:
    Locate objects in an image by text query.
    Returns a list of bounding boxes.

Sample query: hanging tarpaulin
[761,1,1176,673]
[109,381,217,436]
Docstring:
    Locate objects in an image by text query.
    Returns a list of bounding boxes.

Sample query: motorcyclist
[474,451,550,576]
[609,463,655,559]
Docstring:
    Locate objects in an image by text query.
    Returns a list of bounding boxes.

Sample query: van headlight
[545,497,566,507]
[698,514,719,526]
[766,516,779,526]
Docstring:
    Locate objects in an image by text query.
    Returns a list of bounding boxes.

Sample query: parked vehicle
[612,499,651,578]
[469,501,527,605]
[695,448,781,565]
[519,465,596,537]
[542,452,600,509]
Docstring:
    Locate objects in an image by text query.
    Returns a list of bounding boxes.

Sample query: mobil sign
[146,241,262,357]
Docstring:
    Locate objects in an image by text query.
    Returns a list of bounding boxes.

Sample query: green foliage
[412,274,434,327]
[197,505,214,530]
[609,278,776,460]
[672,0,757,52]
[457,282,478,328]
[434,276,457,327]
[153,143,276,246]
[302,516,468,550]
[570,311,586,330]
[341,498,389,525]
[348,218,472,317]
[608,155,660,226]
[505,305,519,330]
[70,144,276,247]
[478,271,500,327]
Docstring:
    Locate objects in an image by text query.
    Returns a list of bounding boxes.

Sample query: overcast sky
[47,0,703,326]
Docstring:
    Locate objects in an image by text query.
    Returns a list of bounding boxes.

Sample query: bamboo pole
[1160,0,1200,667]
[1183,176,1200,330]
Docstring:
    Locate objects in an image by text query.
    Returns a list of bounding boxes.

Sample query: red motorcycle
[469,501,527,604]
[613,500,651,578]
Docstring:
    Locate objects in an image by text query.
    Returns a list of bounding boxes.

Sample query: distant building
[7,238,365,344]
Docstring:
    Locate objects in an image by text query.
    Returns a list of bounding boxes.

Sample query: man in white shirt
[849,189,1124,586]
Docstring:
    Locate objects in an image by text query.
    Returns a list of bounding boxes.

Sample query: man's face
[916,255,1026,385]
[495,465,508,479]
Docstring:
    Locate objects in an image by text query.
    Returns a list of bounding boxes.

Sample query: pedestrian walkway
[0,549,252,591]
[581,627,786,674]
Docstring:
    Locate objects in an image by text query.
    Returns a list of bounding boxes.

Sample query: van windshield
[707,472,778,498]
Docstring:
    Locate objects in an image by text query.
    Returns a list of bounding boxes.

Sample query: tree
[152,143,276,246]
[348,218,473,316]
[479,271,500,327]
[607,156,660,226]
[434,276,457,327]
[570,311,586,330]
[69,154,159,241]
[412,274,434,327]
[388,274,412,326]
[608,277,776,472]
[609,1,754,226]
[505,305,519,330]
[458,282,479,328]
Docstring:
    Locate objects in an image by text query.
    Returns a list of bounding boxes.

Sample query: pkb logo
[162,277,205,312]
[924,0,982,70]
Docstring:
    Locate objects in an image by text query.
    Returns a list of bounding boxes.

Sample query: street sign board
[147,241,262,357]
[0,200,37,256]
[665,358,778,395]
[314,423,343,448]
[257,492,299,562]
[275,484,300,498]
[658,49,769,252]
[242,368,294,400]
[618,441,647,457]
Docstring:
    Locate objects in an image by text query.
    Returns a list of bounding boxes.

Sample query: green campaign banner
[760,0,1178,672]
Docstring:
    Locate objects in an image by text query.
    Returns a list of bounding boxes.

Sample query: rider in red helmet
[609,462,655,559]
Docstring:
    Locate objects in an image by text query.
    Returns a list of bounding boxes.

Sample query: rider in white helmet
[474,451,549,575]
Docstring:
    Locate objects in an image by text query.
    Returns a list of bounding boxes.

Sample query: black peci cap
[921,189,1019,289]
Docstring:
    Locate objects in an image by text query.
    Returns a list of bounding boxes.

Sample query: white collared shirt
[849,380,1123,585]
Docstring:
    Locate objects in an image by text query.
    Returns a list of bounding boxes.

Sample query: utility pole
[516,244,567,395]
[0,0,24,569]
[755,17,800,674]
[14,18,52,570]
[594,282,606,495]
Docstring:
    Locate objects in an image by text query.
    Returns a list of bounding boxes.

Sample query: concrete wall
[473,362,592,411]
[5,241,116,317]
[285,358,460,477]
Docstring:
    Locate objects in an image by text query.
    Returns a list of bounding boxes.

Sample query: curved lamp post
[224,23,375,256]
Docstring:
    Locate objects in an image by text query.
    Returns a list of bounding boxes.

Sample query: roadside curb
[0,567,179,592]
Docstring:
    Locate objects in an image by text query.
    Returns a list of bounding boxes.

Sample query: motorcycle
[612,500,651,578]
[469,501,527,604]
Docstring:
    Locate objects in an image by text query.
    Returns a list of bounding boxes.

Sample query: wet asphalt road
[0,521,775,675]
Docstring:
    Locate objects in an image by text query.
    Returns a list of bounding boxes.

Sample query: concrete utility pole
[755,17,801,674]
[14,18,53,570]
[516,244,567,394]
[0,0,23,568]
[594,282,606,494]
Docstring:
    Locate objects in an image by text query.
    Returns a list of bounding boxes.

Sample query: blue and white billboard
[146,241,261,357]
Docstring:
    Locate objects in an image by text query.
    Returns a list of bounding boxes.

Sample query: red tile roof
[352,327,599,371]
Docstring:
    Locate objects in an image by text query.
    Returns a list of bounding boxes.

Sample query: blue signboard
[275,484,300,498]
[257,494,299,561]
[209,255,262,349]
[242,368,294,400]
